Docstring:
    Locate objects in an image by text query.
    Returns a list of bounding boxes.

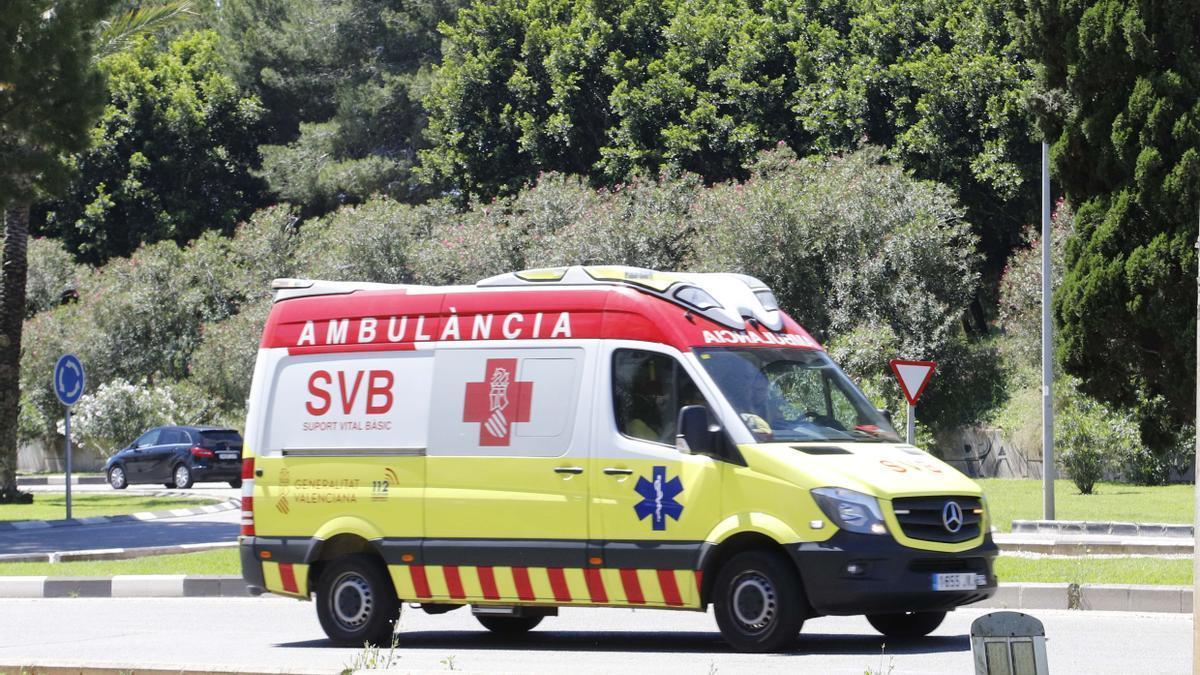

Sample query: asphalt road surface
[3,484,238,555]
[0,598,1189,674]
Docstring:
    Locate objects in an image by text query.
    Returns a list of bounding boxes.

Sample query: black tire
[229,479,243,489]
[866,611,946,639]
[476,615,543,635]
[316,554,401,646]
[107,465,128,490]
[713,550,807,653]
[171,464,194,489]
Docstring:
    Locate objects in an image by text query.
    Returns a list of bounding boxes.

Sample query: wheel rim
[730,571,777,634]
[110,468,124,487]
[174,466,188,486]
[330,572,374,630]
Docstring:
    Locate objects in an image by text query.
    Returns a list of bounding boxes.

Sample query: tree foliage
[38,30,268,263]
[219,0,466,213]
[1013,0,1200,450]
[423,0,1037,279]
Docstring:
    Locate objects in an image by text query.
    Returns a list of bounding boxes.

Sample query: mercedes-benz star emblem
[942,500,964,533]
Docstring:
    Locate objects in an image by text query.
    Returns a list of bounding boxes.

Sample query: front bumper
[789,530,998,616]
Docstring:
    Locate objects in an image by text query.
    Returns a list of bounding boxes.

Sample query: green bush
[24,237,83,318]
[1055,378,1140,494]
[68,377,229,457]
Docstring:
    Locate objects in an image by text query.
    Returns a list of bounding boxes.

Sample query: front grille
[891,495,982,544]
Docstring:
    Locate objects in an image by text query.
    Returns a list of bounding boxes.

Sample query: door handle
[554,466,584,475]
[603,467,634,476]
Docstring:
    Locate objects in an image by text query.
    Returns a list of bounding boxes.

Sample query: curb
[969,582,1193,614]
[0,541,236,564]
[1011,519,1193,538]
[995,536,1192,556]
[0,491,239,532]
[17,475,108,486]
[0,574,257,598]
[0,576,1189,612]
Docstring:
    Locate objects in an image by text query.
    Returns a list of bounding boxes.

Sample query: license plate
[218,452,238,461]
[932,572,981,591]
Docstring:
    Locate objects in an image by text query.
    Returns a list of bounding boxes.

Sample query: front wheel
[171,464,194,489]
[108,465,128,490]
[476,615,543,635]
[866,611,946,639]
[316,554,400,646]
[713,550,807,653]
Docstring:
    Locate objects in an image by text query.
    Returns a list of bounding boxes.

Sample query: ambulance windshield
[695,347,901,443]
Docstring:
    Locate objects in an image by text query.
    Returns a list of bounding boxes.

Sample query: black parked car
[105,426,244,490]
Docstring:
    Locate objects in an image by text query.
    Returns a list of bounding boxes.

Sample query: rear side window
[199,430,242,447]
[612,349,705,446]
[159,429,186,444]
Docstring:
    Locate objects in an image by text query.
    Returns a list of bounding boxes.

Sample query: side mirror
[878,408,894,426]
[677,405,721,456]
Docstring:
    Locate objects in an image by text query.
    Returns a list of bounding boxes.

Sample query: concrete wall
[18,437,106,473]
[934,427,1044,479]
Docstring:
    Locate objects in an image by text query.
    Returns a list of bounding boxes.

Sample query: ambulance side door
[424,346,591,593]
[588,342,723,607]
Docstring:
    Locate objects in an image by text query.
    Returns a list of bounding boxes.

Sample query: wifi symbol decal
[385,468,399,483]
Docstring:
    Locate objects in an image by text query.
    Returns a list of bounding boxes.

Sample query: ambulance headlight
[811,487,889,536]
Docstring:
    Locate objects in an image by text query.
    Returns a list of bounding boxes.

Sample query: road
[0,598,1189,674]
[3,484,238,555]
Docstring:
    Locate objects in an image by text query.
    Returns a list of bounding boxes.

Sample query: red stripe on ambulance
[511,567,536,601]
[477,566,500,600]
[443,566,465,600]
[620,569,645,604]
[547,568,572,602]
[583,568,608,603]
[279,563,298,594]
[658,570,683,606]
[409,565,431,599]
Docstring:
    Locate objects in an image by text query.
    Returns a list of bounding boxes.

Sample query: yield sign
[889,359,936,406]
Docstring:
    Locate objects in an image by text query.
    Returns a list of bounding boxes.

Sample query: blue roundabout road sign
[53,354,85,407]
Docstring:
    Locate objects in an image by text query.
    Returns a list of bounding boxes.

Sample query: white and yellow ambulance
[239,265,996,652]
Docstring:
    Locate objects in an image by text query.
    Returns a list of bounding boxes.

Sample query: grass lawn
[0,493,219,522]
[995,555,1192,586]
[0,548,239,577]
[976,478,1193,531]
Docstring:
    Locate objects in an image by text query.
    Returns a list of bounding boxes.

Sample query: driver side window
[612,349,705,446]
[133,429,161,448]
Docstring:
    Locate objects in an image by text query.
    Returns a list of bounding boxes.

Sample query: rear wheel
[171,464,194,489]
[316,554,400,646]
[476,615,543,635]
[107,466,128,490]
[713,550,806,653]
[866,611,946,639]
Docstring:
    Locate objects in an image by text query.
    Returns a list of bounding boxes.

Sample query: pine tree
[0,0,114,503]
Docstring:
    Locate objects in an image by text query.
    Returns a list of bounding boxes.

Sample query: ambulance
[239,265,996,652]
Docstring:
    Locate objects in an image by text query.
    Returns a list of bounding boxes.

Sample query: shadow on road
[276,631,969,656]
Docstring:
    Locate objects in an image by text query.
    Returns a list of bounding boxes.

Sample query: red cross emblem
[463,358,533,446]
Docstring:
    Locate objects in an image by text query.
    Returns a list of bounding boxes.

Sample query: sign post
[889,359,936,445]
[53,354,85,520]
